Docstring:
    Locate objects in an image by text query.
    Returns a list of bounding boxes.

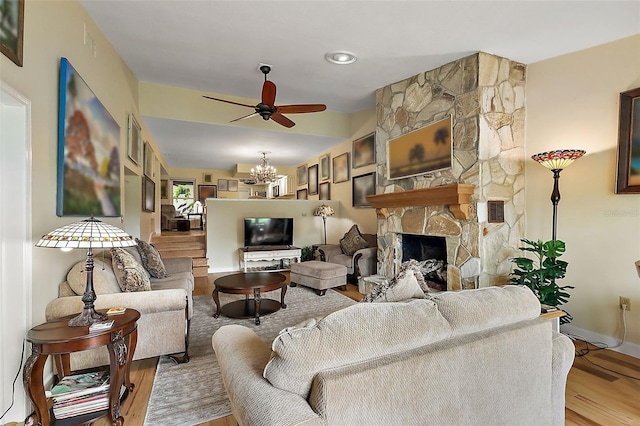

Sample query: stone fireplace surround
[371,52,526,290]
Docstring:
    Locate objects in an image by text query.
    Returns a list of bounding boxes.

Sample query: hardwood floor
[17,276,638,426]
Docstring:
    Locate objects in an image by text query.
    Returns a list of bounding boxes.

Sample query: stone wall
[375,52,526,289]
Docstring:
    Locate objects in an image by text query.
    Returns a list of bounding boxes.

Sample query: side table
[24,309,140,426]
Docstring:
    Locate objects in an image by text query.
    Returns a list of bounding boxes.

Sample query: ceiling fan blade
[262,80,277,107]
[271,112,295,128]
[230,112,259,123]
[277,104,327,114]
[202,95,255,109]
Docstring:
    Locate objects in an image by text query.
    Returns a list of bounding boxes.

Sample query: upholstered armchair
[317,225,377,282]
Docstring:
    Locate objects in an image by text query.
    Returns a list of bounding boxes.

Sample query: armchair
[317,225,377,282]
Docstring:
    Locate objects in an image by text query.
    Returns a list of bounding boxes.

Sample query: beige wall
[526,34,640,352]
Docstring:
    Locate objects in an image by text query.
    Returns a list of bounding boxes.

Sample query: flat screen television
[244,217,294,248]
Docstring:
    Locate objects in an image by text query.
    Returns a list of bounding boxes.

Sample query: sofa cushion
[136,238,168,278]
[360,270,425,303]
[111,248,151,292]
[339,225,369,256]
[66,259,121,295]
[426,285,541,335]
[263,298,452,398]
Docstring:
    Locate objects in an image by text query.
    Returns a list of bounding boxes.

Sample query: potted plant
[510,239,573,323]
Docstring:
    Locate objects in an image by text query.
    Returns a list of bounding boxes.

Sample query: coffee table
[213,272,287,325]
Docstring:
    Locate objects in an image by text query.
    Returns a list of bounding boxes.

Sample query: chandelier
[250,151,277,183]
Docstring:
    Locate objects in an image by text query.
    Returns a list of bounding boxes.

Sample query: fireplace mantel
[367,184,474,220]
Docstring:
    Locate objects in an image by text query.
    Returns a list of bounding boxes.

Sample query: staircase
[151,230,209,278]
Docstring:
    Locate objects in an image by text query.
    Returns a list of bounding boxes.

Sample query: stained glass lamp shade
[36,217,136,326]
[314,204,335,245]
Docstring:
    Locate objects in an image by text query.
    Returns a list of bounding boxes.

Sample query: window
[172,179,195,214]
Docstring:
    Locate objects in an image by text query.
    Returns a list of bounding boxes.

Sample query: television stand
[239,246,301,272]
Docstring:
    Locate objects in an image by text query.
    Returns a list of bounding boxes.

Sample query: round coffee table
[213,272,287,325]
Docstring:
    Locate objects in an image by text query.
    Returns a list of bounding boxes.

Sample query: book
[541,304,558,313]
[107,307,127,315]
[48,371,110,399]
[89,320,114,331]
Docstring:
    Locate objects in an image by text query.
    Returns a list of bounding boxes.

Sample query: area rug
[143,285,356,426]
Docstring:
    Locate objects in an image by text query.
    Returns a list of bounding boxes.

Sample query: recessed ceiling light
[325,51,357,65]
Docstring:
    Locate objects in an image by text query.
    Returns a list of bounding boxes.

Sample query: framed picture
[56,58,121,217]
[616,87,640,194]
[319,182,330,200]
[353,132,376,168]
[333,152,350,183]
[198,184,217,202]
[320,154,330,181]
[218,179,228,191]
[308,164,319,195]
[142,176,155,212]
[297,164,308,186]
[143,141,154,177]
[203,173,213,183]
[387,116,452,180]
[228,179,238,192]
[297,188,308,200]
[352,172,376,208]
[160,179,169,200]
[0,0,24,67]
[128,114,142,165]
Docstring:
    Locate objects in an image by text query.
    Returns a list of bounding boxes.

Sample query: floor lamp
[36,216,136,326]
[314,204,335,245]
[531,149,585,241]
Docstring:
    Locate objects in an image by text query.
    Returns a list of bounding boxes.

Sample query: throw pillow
[66,258,121,295]
[339,224,369,256]
[361,269,425,303]
[110,248,151,292]
[136,238,168,278]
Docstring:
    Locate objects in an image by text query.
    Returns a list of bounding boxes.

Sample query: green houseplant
[510,238,573,323]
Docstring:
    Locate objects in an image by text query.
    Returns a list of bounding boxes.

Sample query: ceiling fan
[202,65,326,128]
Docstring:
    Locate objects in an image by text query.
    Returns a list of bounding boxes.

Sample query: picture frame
[218,179,228,191]
[128,114,142,166]
[297,188,308,200]
[143,141,154,177]
[352,132,376,168]
[203,173,213,183]
[352,172,376,208]
[56,57,121,217]
[142,176,155,212]
[319,182,330,200]
[332,152,350,183]
[160,179,169,200]
[228,179,238,192]
[0,0,24,67]
[308,164,319,195]
[320,154,330,181]
[297,164,308,186]
[387,116,452,180]
[198,184,217,202]
[615,87,640,194]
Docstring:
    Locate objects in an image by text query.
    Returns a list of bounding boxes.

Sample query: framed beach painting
[352,172,376,208]
[333,152,350,183]
[297,188,308,200]
[319,182,330,200]
[320,154,330,181]
[144,141,154,177]
[387,116,452,180]
[128,114,142,165]
[142,176,155,212]
[0,0,24,66]
[218,179,228,191]
[616,87,640,194]
[308,164,318,195]
[297,164,308,186]
[352,133,375,168]
[56,57,121,217]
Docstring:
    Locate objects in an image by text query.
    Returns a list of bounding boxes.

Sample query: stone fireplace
[371,52,526,290]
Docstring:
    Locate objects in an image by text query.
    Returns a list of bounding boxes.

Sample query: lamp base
[68,307,108,327]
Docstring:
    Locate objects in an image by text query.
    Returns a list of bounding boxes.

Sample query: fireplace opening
[401,234,448,291]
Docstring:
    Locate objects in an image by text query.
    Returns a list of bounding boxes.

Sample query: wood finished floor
[13,275,638,426]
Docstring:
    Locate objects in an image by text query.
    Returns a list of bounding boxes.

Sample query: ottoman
[290,261,347,296]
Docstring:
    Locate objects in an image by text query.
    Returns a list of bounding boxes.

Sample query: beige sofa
[212,286,575,426]
[46,248,193,371]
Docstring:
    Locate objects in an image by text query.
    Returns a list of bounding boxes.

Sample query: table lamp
[531,149,585,241]
[314,204,335,245]
[36,216,136,326]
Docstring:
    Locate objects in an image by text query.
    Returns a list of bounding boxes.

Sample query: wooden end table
[23,309,140,426]
[213,272,287,325]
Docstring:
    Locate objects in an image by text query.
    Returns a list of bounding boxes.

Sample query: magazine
[48,371,110,399]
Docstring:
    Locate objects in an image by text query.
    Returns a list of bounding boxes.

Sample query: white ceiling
[80,0,640,171]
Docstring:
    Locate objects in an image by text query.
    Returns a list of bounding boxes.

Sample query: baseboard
[208,267,238,274]
[561,324,640,359]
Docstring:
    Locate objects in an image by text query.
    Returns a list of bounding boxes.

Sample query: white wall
[526,34,640,353]
[206,199,343,271]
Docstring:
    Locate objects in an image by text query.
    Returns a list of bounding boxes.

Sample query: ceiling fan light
[325,51,357,65]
